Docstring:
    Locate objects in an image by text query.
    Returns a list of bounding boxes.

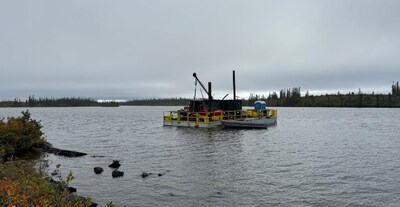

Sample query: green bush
[0,111,95,206]
[0,110,46,158]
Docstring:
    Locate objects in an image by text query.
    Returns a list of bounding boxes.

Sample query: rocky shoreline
[36,143,99,206]
[0,110,99,206]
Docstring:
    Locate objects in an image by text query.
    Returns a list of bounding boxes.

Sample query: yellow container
[212,116,222,121]
[246,110,253,117]
[270,109,277,118]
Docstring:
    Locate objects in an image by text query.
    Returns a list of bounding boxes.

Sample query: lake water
[1,106,400,206]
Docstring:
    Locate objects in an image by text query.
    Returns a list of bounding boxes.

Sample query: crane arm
[193,73,212,99]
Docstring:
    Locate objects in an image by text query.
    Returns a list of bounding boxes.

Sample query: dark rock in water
[32,142,87,157]
[112,170,124,178]
[57,149,87,157]
[40,146,87,157]
[108,160,121,168]
[88,202,98,207]
[68,187,77,193]
[142,171,168,178]
[210,191,223,198]
[94,167,104,174]
[158,170,170,177]
[141,172,152,178]
[51,170,59,176]
[91,155,105,158]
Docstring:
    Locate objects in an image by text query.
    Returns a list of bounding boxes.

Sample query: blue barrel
[254,101,266,111]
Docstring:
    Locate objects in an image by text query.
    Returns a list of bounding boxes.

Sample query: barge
[163,71,277,128]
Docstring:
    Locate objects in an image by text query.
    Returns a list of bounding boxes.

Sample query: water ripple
[1,107,400,206]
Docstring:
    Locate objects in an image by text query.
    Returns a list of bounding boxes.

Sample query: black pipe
[208,82,212,111]
[233,70,236,101]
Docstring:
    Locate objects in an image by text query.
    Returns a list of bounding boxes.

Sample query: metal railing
[163,109,277,124]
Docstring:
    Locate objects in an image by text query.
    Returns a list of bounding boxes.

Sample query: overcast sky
[1,0,399,100]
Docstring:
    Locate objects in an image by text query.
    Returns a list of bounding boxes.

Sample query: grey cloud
[1,0,399,99]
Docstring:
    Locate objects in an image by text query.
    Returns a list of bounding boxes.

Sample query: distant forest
[1,82,399,108]
[121,98,190,106]
[0,96,118,107]
[261,81,400,107]
[124,82,400,108]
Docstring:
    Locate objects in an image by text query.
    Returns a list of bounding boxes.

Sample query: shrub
[0,111,95,206]
[0,110,46,158]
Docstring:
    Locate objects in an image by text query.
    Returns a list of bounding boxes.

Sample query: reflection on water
[1,106,400,206]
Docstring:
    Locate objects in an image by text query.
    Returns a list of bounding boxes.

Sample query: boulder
[68,187,77,193]
[141,172,152,178]
[89,202,98,207]
[51,170,59,176]
[91,155,105,158]
[108,160,121,168]
[94,167,104,174]
[41,146,87,157]
[57,149,87,157]
[32,142,87,158]
[112,170,124,178]
[142,171,169,178]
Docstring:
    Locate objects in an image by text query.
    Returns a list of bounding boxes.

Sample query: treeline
[121,97,191,106]
[0,96,119,107]
[116,82,400,108]
[258,81,400,107]
[2,82,399,108]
